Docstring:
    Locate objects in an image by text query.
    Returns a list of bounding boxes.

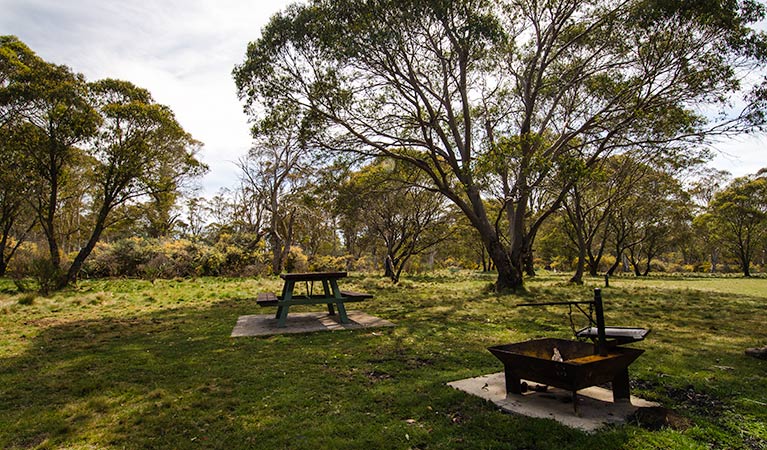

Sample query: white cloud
[1,0,296,196]
[711,134,766,178]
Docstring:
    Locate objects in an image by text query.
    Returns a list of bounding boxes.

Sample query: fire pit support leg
[572,390,579,415]
[503,365,522,395]
[612,368,631,402]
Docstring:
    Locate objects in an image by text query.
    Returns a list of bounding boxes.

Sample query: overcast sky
[1,0,764,197]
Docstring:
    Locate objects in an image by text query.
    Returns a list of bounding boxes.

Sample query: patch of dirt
[628,406,692,431]
[743,435,767,450]
[366,370,392,382]
[664,384,729,415]
[406,357,435,368]
[26,317,74,328]
[631,379,729,418]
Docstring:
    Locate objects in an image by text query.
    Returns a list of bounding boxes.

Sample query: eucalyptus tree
[1,38,206,287]
[688,168,731,271]
[606,167,691,276]
[235,0,767,290]
[562,155,651,283]
[337,159,454,282]
[708,172,767,276]
[1,36,40,127]
[1,37,100,271]
[0,122,37,275]
[238,103,315,275]
[204,183,268,249]
[60,79,206,286]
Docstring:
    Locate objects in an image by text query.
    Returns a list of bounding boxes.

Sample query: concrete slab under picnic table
[231,310,395,337]
[448,372,659,432]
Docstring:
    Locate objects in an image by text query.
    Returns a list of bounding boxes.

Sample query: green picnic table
[257,271,373,327]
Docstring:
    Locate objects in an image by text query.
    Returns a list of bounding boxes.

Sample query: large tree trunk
[739,240,751,277]
[0,224,11,277]
[587,261,599,277]
[606,256,621,276]
[474,212,523,290]
[59,202,110,288]
[384,254,394,278]
[269,191,282,275]
[643,255,653,276]
[494,246,523,291]
[463,185,525,290]
[741,256,751,277]
[629,248,642,276]
[44,184,61,270]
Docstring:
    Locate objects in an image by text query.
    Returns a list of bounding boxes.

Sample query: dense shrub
[285,246,309,273]
[308,255,349,272]
[80,237,271,279]
[5,242,63,293]
[349,255,378,272]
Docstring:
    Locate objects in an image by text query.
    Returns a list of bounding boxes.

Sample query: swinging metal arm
[516,289,609,356]
[516,300,593,307]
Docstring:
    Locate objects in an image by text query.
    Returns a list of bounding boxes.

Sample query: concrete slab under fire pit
[448,372,659,432]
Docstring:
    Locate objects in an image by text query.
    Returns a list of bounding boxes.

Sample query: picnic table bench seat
[256,292,279,306]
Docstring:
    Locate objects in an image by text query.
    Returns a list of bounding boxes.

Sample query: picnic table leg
[276,280,294,327]
[322,279,336,315]
[330,279,350,324]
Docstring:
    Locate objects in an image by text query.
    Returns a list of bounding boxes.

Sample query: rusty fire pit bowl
[488,338,644,405]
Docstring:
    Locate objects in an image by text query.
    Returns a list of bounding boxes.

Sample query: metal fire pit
[488,289,647,413]
[488,338,643,405]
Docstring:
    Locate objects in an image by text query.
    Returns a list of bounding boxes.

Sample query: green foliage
[707,173,767,276]
[234,0,767,290]
[29,256,63,295]
[336,158,455,282]
[15,292,35,305]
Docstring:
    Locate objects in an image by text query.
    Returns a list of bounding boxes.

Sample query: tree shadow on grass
[0,299,309,448]
[0,296,636,450]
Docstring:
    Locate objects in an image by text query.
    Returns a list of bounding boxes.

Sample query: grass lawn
[0,272,765,449]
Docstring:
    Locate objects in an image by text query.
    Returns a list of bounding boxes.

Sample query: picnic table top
[279,271,348,281]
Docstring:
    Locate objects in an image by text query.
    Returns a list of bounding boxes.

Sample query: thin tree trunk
[384,254,395,280]
[60,201,111,288]
[570,232,586,284]
[606,254,621,276]
[523,248,536,277]
[271,233,283,275]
